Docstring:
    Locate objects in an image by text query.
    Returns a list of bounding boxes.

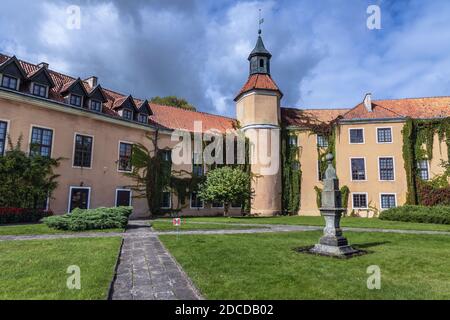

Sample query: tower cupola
[248,30,272,75]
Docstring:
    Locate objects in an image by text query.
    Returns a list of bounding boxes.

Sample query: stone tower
[235,30,283,216]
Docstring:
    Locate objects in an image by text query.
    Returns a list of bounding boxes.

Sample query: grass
[0,237,122,300]
[151,220,268,232]
[160,231,450,300]
[0,223,124,236]
[154,216,450,232]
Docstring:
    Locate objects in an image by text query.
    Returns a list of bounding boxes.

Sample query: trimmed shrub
[0,208,53,225]
[42,207,133,231]
[379,205,450,225]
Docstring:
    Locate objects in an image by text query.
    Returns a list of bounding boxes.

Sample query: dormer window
[1,75,18,90]
[122,109,133,120]
[69,94,82,107]
[90,99,102,112]
[138,113,148,124]
[32,83,48,98]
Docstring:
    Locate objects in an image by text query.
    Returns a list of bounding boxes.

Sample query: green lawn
[0,237,122,300]
[154,216,450,232]
[151,220,269,232]
[160,231,450,300]
[0,223,124,236]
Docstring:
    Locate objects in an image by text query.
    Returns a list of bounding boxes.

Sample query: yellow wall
[295,121,448,217]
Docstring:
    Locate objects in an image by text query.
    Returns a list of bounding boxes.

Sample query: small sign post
[173,218,181,240]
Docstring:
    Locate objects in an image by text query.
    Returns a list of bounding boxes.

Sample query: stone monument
[310,153,359,257]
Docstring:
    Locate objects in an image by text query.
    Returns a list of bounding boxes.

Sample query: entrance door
[69,187,90,212]
[116,189,131,207]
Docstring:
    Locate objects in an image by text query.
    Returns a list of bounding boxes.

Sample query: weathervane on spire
[258,8,264,35]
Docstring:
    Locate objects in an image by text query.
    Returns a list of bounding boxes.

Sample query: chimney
[38,62,49,69]
[85,76,98,88]
[364,93,373,112]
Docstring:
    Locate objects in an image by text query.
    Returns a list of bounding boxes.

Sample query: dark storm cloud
[1,0,450,116]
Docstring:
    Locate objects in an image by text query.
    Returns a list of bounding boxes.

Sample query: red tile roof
[281,107,348,127]
[342,97,450,120]
[0,53,236,133]
[235,74,282,101]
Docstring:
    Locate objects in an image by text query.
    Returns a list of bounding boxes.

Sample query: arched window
[259,59,264,68]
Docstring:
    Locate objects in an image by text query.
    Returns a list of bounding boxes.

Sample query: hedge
[379,205,450,225]
[0,208,53,225]
[42,206,133,231]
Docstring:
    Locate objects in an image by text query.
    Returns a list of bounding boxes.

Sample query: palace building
[1,32,449,218]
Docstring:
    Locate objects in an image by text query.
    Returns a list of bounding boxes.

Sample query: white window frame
[190,192,204,209]
[317,134,328,148]
[378,156,396,182]
[67,186,91,213]
[117,140,134,173]
[348,128,365,144]
[417,160,430,181]
[138,113,148,124]
[31,82,49,99]
[349,157,367,182]
[1,74,20,91]
[160,191,172,209]
[0,118,10,156]
[28,124,55,158]
[69,93,83,107]
[379,193,397,210]
[352,192,369,210]
[376,127,393,144]
[211,201,224,209]
[72,132,94,169]
[89,99,103,112]
[115,188,132,207]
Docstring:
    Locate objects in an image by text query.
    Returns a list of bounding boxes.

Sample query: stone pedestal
[310,154,358,257]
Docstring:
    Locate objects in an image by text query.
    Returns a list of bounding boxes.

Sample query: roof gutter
[0,88,172,134]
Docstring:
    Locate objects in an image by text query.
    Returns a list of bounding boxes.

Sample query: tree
[0,136,61,209]
[150,96,196,111]
[198,167,251,216]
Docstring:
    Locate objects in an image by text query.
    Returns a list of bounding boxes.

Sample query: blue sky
[1,0,449,116]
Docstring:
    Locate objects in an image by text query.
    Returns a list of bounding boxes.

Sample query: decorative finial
[258,9,264,35]
[326,153,334,163]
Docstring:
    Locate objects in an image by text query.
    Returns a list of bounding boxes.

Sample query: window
[380,194,396,209]
[161,192,171,209]
[318,161,324,181]
[349,128,364,144]
[351,158,366,181]
[32,83,47,98]
[288,135,298,146]
[161,150,172,162]
[68,187,90,212]
[317,135,329,148]
[417,160,429,181]
[1,75,18,90]
[193,153,203,176]
[69,94,82,107]
[122,109,133,120]
[191,192,203,208]
[116,189,132,207]
[118,142,133,172]
[30,127,53,157]
[353,193,368,209]
[379,157,395,181]
[231,200,243,208]
[259,59,264,68]
[73,134,93,168]
[0,121,7,156]
[90,100,102,112]
[138,113,148,124]
[212,201,224,208]
[377,128,392,143]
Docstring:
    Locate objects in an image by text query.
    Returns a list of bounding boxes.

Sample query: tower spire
[248,11,271,75]
[258,9,263,35]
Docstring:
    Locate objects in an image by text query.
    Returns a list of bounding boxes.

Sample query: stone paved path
[110,220,202,300]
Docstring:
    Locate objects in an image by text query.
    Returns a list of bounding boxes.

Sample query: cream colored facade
[292,121,449,216]
[0,90,242,218]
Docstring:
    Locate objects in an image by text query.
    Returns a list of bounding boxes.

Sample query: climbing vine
[281,129,302,215]
[402,117,450,205]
